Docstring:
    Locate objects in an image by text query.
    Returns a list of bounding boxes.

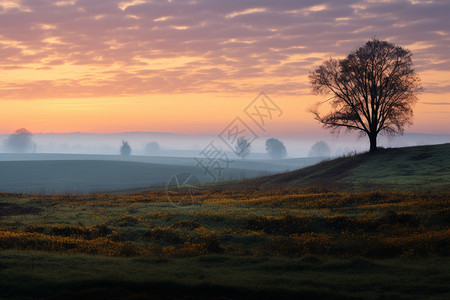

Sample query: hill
[0,152,324,194]
[0,153,321,173]
[0,144,448,299]
[0,155,323,194]
[239,143,450,192]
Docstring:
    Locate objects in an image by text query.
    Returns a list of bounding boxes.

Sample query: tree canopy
[308,141,331,157]
[3,128,34,153]
[235,137,251,159]
[309,39,422,152]
[145,141,161,155]
[120,140,131,157]
[265,138,287,159]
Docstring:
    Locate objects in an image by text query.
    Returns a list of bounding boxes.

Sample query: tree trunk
[369,133,377,152]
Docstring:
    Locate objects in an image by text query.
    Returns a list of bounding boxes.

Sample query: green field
[0,144,449,299]
[0,154,321,194]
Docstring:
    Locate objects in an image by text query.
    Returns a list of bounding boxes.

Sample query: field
[0,153,321,194]
[1,188,449,299]
[0,144,449,299]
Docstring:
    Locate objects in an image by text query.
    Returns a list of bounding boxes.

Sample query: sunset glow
[0,0,449,135]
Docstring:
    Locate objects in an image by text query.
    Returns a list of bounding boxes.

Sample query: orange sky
[0,0,449,136]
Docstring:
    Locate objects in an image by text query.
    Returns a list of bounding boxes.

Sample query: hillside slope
[240,143,450,192]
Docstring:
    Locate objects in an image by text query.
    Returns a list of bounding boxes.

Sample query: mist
[0,130,448,194]
[1,131,447,158]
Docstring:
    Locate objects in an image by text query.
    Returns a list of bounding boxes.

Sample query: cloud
[0,0,448,99]
[421,102,450,105]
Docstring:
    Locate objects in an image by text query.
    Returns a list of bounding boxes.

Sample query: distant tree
[309,39,422,152]
[144,141,160,155]
[235,137,251,159]
[308,141,331,157]
[3,128,34,153]
[265,138,287,159]
[120,140,131,157]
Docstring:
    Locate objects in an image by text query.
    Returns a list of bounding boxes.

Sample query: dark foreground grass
[1,250,449,300]
[0,186,448,299]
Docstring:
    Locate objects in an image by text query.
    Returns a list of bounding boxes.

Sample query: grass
[0,154,322,194]
[344,144,450,191]
[0,144,449,299]
[0,251,449,299]
[0,188,448,299]
[242,143,450,192]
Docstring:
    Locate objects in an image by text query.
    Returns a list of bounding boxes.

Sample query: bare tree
[235,137,251,159]
[309,39,422,152]
[265,138,287,159]
[120,140,131,157]
[3,128,34,153]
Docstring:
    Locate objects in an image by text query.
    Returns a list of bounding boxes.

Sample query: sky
[0,0,449,137]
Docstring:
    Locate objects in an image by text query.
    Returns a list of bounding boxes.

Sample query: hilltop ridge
[236,143,450,192]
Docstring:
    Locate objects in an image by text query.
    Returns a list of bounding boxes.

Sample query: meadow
[0,187,448,299]
[0,154,321,194]
[0,144,449,299]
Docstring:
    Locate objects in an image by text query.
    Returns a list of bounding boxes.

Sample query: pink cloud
[0,0,448,99]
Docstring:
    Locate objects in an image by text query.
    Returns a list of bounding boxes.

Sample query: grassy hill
[0,153,321,173]
[239,143,450,192]
[0,144,448,299]
[0,179,448,299]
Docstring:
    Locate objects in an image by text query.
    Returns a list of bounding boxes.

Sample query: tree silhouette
[3,128,34,153]
[308,141,331,157]
[144,141,160,155]
[120,140,131,157]
[235,137,251,159]
[265,138,287,159]
[309,39,422,152]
